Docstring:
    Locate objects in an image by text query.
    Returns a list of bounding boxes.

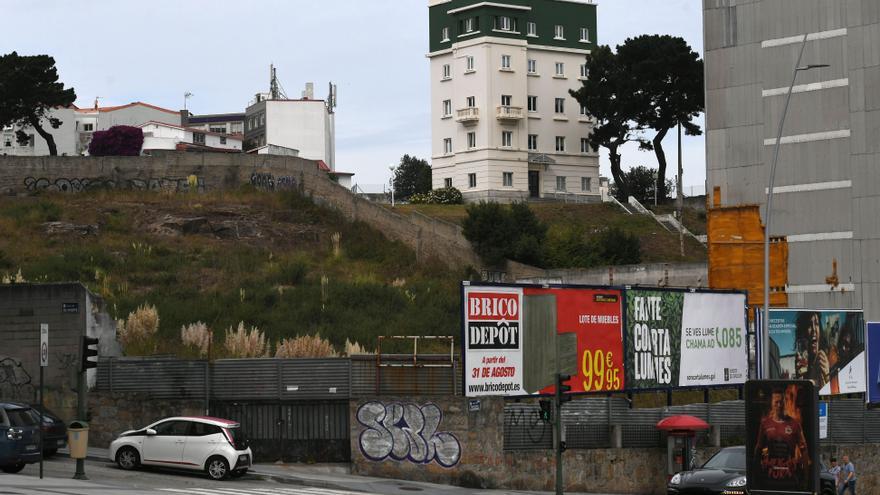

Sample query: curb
[247,469,363,492]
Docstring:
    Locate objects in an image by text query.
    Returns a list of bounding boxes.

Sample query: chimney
[302,82,314,100]
[180,110,190,127]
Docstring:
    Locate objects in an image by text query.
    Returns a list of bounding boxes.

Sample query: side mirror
[145,428,157,436]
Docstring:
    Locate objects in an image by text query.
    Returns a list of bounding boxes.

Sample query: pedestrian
[829,457,841,492]
[839,454,856,495]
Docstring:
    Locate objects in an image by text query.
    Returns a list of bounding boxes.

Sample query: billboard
[745,380,818,495]
[624,290,748,389]
[463,285,524,396]
[868,322,880,404]
[768,309,865,395]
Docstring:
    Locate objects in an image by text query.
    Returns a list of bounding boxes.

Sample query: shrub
[344,338,371,356]
[181,321,212,357]
[544,224,598,268]
[462,201,545,267]
[117,304,159,355]
[275,333,337,358]
[409,187,463,205]
[88,125,144,156]
[594,227,641,265]
[224,322,269,358]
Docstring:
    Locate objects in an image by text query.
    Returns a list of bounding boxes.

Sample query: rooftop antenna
[328,82,337,113]
[93,96,102,110]
[184,92,193,111]
[269,64,287,100]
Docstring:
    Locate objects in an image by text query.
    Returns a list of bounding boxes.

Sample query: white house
[139,121,242,152]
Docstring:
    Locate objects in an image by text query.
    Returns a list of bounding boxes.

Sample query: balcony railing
[455,107,480,125]
[496,105,524,122]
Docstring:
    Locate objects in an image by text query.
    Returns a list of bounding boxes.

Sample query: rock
[150,214,212,236]
[43,222,99,236]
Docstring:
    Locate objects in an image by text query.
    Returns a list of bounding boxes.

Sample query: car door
[141,420,190,466]
[181,421,223,468]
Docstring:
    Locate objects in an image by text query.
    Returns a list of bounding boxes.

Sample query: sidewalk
[62,446,629,495]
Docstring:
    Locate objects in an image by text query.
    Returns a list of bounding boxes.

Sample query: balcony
[455,107,480,126]
[496,105,524,123]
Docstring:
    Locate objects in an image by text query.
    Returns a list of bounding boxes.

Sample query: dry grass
[344,338,372,356]
[224,322,269,358]
[181,321,212,357]
[275,333,337,358]
[118,304,159,354]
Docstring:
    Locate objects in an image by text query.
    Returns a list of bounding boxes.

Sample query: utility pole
[554,372,572,495]
[677,123,684,258]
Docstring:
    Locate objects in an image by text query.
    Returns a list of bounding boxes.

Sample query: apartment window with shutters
[467,132,476,149]
[468,173,477,188]
[555,62,564,76]
[556,176,566,191]
[466,56,475,72]
[555,98,565,114]
[527,21,537,37]
[441,27,450,42]
[528,134,538,151]
[466,96,476,107]
[501,55,511,69]
[445,178,452,188]
[580,27,590,42]
[580,64,589,78]
[555,136,565,152]
[444,138,452,154]
[580,138,590,153]
[527,95,537,112]
[443,99,452,117]
[442,64,451,79]
[503,172,513,187]
[527,59,537,74]
[554,25,564,39]
[581,177,592,191]
[501,131,512,147]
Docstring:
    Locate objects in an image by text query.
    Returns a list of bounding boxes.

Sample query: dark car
[0,402,41,473]
[27,405,67,457]
[667,445,836,495]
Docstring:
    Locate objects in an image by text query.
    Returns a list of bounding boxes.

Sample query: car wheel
[1,463,25,474]
[116,447,140,470]
[206,456,230,480]
[230,468,247,478]
[44,448,58,458]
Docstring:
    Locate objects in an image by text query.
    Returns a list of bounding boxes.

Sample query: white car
[108,416,252,480]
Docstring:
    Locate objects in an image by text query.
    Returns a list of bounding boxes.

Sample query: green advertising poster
[625,290,683,389]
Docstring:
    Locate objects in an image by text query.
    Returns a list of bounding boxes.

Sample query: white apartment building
[139,121,242,152]
[428,0,599,202]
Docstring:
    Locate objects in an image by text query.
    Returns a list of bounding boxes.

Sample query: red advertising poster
[526,288,624,393]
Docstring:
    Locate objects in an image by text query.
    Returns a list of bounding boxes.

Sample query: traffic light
[81,336,99,372]
[555,373,572,404]
[538,399,552,422]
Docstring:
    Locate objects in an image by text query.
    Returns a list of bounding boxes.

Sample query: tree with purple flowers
[88,125,144,156]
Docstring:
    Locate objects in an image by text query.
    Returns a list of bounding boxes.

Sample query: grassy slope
[0,189,462,357]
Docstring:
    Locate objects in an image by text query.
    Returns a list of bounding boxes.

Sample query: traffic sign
[40,324,48,367]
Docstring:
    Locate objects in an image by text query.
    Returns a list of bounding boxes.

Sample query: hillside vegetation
[0,188,463,357]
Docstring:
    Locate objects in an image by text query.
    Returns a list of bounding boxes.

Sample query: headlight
[726,476,747,487]
[669,473,681,485]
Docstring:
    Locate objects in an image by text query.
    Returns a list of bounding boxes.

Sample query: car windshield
[702,448,746,471]
[6,408,38,427]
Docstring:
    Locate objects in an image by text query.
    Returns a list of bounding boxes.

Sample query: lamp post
[762,33,828,377]
[389,164,397,207]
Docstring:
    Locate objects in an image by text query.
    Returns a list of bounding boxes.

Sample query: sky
[2,0,704,191]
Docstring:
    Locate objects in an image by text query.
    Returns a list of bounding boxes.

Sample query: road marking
[160,487,375,495]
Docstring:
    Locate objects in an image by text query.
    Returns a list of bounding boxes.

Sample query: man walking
[829,457,841,492]
[839,454,856,495]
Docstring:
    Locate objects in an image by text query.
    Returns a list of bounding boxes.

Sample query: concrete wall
[517,261,708,288]
[87,391,205,448]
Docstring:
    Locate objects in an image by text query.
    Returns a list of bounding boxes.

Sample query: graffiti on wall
[24,175,205,193]
[0,357,36,403]
[250,172,296,191]
[356,401,461,467]
[127,175,205,193]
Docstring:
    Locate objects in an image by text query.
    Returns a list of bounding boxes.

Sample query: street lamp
[389,164,397,207]
[762,33,828,377]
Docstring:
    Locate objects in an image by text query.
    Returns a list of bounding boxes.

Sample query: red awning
[656,415,710,431]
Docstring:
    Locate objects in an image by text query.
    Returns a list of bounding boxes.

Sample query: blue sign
[867,323,880,404]
[818,402,828,439]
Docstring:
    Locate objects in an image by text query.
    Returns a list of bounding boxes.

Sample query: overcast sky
[3,0,704,190]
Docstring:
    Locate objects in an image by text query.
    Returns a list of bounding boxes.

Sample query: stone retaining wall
[87,391,204,448]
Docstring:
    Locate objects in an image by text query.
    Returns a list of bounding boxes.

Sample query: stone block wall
[87,391,205,448]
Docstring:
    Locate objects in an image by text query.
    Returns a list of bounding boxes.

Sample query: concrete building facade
[140,121,243,152]
[703,0,880,318]
[427,0,600,202]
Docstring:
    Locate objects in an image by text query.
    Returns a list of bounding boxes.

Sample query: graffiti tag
[127,175,205,192]
[250,172,295,191]
[0,357,36,403]
[356,401,461,467]
[24,177,116,192]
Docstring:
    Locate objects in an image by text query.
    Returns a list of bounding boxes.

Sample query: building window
[444,138,453,154]
[501,94,512,106]
[83,123,94,132]
[555,136,565,152]
[528,134,537,150]
[580,64,589,78]
[443,99,452,116]
[445,178,453,188]
[527,59,537,74]
[527,21,537,36]
[210,126,226,133]
[555,62,564,76]
[527,95,537,112]
[580,138,590,153]
[3,138,10,147]
[501,131,512,147]
[464,17,475,33]
[442,64,451,79]
[468,173,477,188]
[467,132,476,149]
[495,16,513,31]
[503,172,513,187]
[582,177,592,191]
[193,132,206,145]
[580,27,590,42]
[28,134,35,147]
[466,56,475,72]
[556,176,566,191]
[555,98,565,114]
[501,55,511,69]
[466,96,476,107]
[220,136,227,145]
[441,27,450,42]
[580,104,588,116]
[554,25,564,39]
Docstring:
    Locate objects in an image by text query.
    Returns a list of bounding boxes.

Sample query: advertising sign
[745,380,818,495]
[768,309,865,395]
[867,322,880,404]
[463,285,524,397]
[624,290,747,389]
[818,402,828,439]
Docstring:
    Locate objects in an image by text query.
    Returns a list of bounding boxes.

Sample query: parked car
[27,405,67,457]
[108,416,251,480]
[0,402,41,473]
[667,445,836,495]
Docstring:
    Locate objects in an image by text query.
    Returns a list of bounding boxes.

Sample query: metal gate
[211,400,350,463]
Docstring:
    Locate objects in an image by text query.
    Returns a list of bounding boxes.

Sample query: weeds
[275,333,337,358]
[117,304,160,355]
[224,322,269,358]
[181,322,212,357]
